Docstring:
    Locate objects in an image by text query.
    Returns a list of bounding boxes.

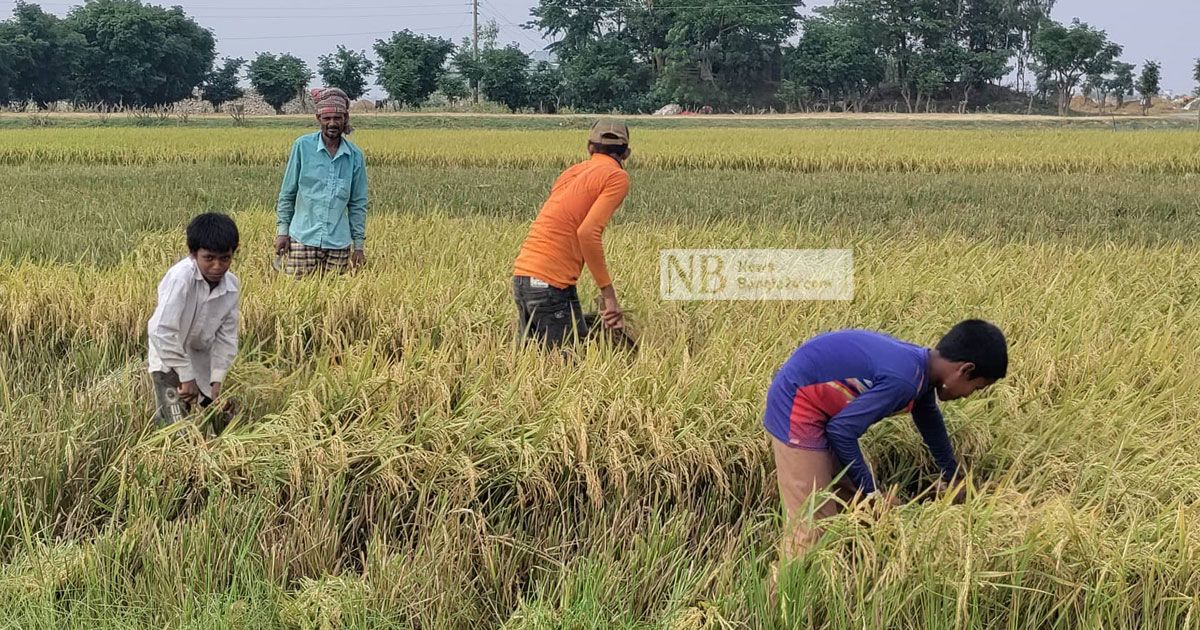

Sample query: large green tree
[201,57,245,111]
[1078,41,1119,112]
[1081,71,1106,112]
[1007,0,1057,93]
[556,35,651,112]
[0,27,18,104]
[808,0,1020,113]
[374,30,454,107]
[318,46,374,102]
[529,0,799,111]
[478,44,531,112]
[454,21,547,112]
[819,0,920,111]
[67,0,214,107]
[1107,61,1135,109]
[438,72,469,103]
[783,15,885,112]
[247,52,311,114]
[452,38,481,104]
[527,0,624,59]
[1031,19,1113,115]
[527,61,563,113]
[0,2,84,108]
[451,21,499,103]
[1135,60,1160,116]
[953,0,1019,111]
[650,0,801,109]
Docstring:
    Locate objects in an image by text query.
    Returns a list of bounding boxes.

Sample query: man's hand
[210,382,222,400]
[602,301,625,330]
[599,285,625,330]
[274,235,290,255]
[178,380,200,405]
[350,249,366,269]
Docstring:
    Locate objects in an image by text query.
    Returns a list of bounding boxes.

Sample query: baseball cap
[589,119,630,146]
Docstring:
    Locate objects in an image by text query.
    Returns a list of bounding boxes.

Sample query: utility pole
[472,0,480,103]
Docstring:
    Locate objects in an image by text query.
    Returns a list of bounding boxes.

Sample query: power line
[221,25,467,41]
[189,10,471,19]
[480,0,546,51]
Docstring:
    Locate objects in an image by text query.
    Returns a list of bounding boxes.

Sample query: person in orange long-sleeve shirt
[512,119,632,348]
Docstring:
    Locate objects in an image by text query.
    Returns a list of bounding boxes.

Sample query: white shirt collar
[186,256,238,298]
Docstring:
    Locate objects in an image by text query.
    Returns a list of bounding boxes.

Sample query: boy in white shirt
[147,212,240,428]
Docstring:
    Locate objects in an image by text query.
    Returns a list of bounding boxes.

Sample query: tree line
[530,0,1187,115]
[0,0,1196,115]
[0,0,556,113]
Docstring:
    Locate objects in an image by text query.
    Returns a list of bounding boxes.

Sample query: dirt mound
[1071,94,1180,116]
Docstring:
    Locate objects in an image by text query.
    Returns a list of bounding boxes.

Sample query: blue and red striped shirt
[763,329,959,494]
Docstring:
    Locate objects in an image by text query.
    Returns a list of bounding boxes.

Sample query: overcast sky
[6,0,1197,99]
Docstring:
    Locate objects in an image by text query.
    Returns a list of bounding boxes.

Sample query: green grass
[2,124,1199,628]
[4,163,1199,267]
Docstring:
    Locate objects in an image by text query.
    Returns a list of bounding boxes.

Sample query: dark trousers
[512,276,592,348]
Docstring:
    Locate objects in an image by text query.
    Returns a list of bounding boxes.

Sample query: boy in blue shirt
[764,320,1008,561]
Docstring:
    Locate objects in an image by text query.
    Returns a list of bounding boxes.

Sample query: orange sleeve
[576,169,629,289]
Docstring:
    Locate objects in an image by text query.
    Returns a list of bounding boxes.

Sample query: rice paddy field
[2,117,1200,628]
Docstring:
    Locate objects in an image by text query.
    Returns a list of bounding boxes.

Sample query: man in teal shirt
[275,87,369,276]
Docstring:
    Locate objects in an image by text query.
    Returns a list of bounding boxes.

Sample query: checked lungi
[282,240,351,277]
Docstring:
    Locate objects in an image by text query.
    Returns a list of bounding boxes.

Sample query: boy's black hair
[186,213,240,254]
[589,142,629,158]
[936,319,1008,380]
